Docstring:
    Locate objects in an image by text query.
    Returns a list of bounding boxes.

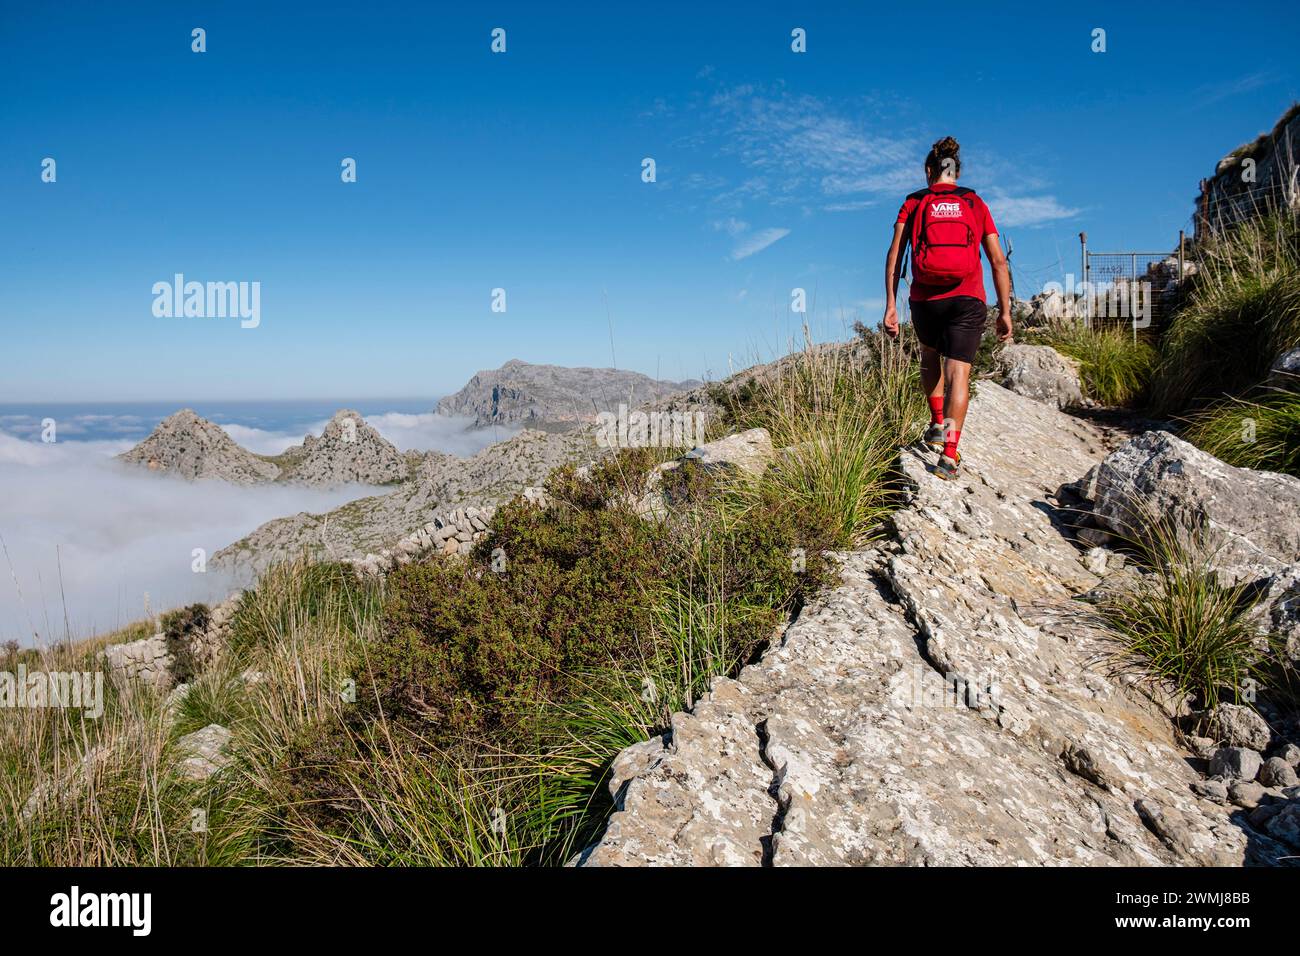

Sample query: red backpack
[899,186,982,286]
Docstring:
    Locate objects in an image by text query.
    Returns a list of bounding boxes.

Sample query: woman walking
[882,137,1013,479]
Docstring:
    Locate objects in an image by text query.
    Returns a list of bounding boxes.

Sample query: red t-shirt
[895,183,997,303]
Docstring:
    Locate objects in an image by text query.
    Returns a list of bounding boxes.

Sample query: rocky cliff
[435,358,699,427]
[578,382,1298,866]
[1197,102,1300,236]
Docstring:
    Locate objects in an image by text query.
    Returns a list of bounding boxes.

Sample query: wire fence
[1078,250,1181,339]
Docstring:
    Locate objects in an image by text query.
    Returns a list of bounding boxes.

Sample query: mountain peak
[282,410,407,486]
[117,410,280,484]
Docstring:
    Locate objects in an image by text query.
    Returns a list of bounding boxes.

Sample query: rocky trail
[579,382,1299,866]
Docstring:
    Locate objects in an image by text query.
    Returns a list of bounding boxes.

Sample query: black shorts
[910,296,988,364]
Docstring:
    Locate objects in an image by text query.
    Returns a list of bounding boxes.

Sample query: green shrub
[161,603,210,683]
[362,472,668,743]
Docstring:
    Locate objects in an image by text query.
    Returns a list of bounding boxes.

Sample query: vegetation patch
[1034,321,1157,407]
[1152,211,1300,413]
[5,335,924,866]
[1182,389,1300,477]
[1084,514,1274,712]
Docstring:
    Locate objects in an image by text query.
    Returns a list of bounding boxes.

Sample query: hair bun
[932,136,960,156]
[925,136,962,177]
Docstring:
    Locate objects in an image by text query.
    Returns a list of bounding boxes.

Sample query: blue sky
[2,1,1297,401]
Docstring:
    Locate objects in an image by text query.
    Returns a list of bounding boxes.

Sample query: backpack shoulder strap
[900,189,931,248]
[951,186,979,212]
[896,189,931,286]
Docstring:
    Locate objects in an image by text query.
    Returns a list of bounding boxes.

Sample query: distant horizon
[0,355,713,405]
[0,395,449,408]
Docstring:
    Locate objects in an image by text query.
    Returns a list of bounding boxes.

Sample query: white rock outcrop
[991,343,1085,410]
[176,724,233,782]
[1090,429,1300,585]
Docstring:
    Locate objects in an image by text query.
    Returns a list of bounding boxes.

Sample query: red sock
[927,395,945,425]
[943,430,962,460]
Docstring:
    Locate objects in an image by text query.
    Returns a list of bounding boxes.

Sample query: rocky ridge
[578,382,1299,866]
[212,426,601,576]
[117,408,409,488]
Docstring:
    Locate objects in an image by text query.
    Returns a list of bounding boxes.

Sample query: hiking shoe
[934,450,961,481]
[923,423,946,451]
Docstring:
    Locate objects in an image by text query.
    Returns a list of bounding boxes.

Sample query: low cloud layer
[0,433,376,646]
[0,406,516,646]
[217,412,517,457]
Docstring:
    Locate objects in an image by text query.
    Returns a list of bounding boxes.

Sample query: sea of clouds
[218,410,518,458]
[0,411,514,646]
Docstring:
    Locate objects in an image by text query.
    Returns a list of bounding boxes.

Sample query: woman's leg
[942,357,971,447]
[920,343,943,408]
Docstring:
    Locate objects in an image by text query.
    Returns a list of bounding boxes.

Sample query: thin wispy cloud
[1193,69,1280,107]
[707,86,916,207]
[822,199,877,213]
[712,216,750,237]
[687,82,1080,238]
[984,192,1082,228]
[731,226,791,260]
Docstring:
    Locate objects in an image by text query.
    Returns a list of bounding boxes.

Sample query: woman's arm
[882,221,907,337]
[983,233,1014,342]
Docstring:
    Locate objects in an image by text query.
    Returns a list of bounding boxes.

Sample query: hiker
[882,136,1013,480]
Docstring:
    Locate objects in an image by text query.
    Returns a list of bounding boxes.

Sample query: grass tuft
[1034,321,1157,407]
[1181,387,1300,477]
[1086,507,1270,712]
